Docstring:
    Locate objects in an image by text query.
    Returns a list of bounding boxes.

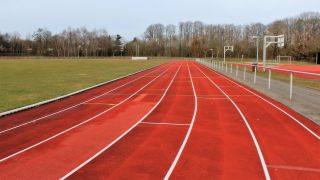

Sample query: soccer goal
[276,55,292,64]
[132,57,148,60]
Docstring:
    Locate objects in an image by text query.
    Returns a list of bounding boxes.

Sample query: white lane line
[83,103,117,106]
[267,164,320,173]
[0,65,168,135]
[217,85,241,87]
[164,62,198,180]
[193,63,271,180]
[0,64,174,163]
[60,64,182,180]
[140,122,190,126]
[174,81,191,82]
[201,64,320,140]
[197,97,228,100]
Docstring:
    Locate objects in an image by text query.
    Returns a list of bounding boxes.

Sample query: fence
[196,58,320,124]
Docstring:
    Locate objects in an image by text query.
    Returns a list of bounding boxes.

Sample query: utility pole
[78,45,81,59]
[135,43,140,57]
[253,36,259,63]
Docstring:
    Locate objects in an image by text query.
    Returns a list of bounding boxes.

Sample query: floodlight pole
[224,48,226,63]
[253,36,259,63]
[135,43,140,57]
[78,45,81,59]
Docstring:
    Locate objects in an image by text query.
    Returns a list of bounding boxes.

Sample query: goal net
[276,56,292,64]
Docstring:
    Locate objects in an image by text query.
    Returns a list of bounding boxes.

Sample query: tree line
[0,12,319,61]
[0,27,124,57]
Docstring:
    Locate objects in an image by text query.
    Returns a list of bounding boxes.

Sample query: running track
[0,61,319,179]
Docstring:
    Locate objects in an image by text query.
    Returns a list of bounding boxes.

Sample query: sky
[0,0,319,40]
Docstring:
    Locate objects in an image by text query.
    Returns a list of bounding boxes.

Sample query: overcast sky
[0,0,319,40]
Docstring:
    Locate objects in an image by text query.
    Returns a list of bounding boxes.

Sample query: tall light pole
[135,42,140,57]
[209,49,214,59]
[252,36,259,63]
[78,45,81,59]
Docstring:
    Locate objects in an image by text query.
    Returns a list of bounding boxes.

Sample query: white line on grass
[164,62,198,179]
[0,64,174,163]
[60,63,182,179]
[193,63,271,180]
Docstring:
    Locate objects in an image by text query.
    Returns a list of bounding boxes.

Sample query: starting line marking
[267,164,320,173]
[197,97,228,100]
[218,85,241,87]
[84,103,116,106]
[174,80,191,82]
[144,88,167,91]
[140,121,190,126]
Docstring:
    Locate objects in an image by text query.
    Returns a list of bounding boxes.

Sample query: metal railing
[196,58,320,101]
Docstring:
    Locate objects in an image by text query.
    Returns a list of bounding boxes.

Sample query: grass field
[0,59,169,112]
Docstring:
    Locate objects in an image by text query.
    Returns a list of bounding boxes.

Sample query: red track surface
[275,64,320,74]
[273,64,320,79]
[0,61,319,179]
[239,63,320,79]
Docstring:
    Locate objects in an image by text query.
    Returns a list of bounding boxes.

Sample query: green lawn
[0,59,169,112]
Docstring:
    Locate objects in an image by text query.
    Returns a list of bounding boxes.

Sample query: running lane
[0,62,180,179]
[166,62,266,179]
[0,63,171,160]
[195,62,320,179]
[0,63,169,132]
[64,61,195,179]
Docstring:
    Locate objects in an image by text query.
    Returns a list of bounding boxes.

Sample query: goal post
[132,57,148,60]
[276,55,292,64]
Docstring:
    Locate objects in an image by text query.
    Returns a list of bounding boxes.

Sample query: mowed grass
[0,59,169,112]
